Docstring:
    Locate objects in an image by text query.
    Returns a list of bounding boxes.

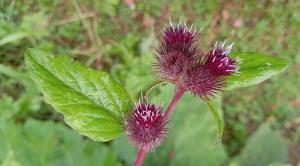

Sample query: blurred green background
[0,0,299,166]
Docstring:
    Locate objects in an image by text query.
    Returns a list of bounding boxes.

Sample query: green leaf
[226,52,289,90]
[236,123,288,166]
[112,135,136,166]
[0,120,122,166]
[25,49,132,141]
[1,150,22,166]
[206,99,224,145]
[0,32,29,46]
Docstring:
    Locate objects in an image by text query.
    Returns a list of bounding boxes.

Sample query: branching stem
[165,86,185,118]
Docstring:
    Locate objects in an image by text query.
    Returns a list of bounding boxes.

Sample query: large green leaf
[236,123,288,166]
[25,49,132,141]
[226,52,289,90]
[0,120,121,166]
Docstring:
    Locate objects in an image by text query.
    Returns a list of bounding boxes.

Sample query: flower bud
[155,22,198,82]
[124,101,168,150]
[203,41,241,76]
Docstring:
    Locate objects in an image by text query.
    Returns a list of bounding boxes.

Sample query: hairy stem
[134,148,148,166]
[165,86,185,118]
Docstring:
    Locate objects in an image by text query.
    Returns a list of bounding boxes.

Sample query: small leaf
[0,32,29,46]
[206,99,224,145]
[25,49,132,141]
[226,52,289,90]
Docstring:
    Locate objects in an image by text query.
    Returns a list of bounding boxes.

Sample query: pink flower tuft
[182,41,241,99]
[124,100,168,150]
[203,41,241,76]
[163,24,197,52]
[155,22,198,82]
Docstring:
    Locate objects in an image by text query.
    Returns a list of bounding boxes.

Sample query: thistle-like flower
[155,21,198,82]
[155,21,241,99]
[124,100,168,150]
[182,41,241,99]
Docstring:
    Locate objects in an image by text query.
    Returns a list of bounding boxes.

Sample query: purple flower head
[183,66,226,100]
[182,40,241,99]
[124,100,168,150]
[155,21,198,82]
[203,41,241,76]
[155,21,241,100]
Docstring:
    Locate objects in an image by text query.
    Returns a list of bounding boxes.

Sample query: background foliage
[0,0,299,165]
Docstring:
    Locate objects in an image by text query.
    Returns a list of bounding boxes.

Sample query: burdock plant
[25,20,288,166]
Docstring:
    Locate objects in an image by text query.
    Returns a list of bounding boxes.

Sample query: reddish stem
[164,86,185,118]
[133,85,185,166]
[134,148,148,166]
